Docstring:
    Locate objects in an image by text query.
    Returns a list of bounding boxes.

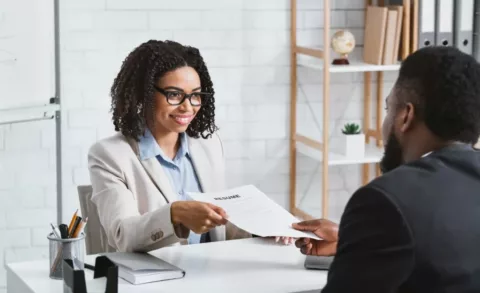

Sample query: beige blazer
[87,131,249,253]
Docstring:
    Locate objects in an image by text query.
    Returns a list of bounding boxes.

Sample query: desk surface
[6,238,326,293]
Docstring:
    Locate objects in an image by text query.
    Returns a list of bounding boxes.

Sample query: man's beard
[379,131,404,174]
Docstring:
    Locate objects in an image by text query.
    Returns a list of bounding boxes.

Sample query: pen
[50,223,60,238]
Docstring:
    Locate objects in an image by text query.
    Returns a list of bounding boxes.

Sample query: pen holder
[47,232,86,280]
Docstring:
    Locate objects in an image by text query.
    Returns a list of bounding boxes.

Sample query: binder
[435,0,454,46]
[416,0,436,49]
[473,0,480,60]
[101,251,186,285]
[454,0,475,55]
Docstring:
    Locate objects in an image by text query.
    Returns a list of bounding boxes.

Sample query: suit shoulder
[364,160,440,210]
[88,133,135,159]
[369,159,437,189]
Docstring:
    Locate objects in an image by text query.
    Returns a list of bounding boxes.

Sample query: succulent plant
[342,123,361,135]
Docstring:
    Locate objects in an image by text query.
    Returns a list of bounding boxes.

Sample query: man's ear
[399,102,415,133]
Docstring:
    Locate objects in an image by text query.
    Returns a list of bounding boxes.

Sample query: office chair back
[77,185,116,254]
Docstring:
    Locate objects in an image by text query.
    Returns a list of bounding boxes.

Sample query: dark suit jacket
[323,143,480,293]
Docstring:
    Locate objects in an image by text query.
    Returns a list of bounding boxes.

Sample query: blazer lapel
[126,136,178,203]
[140,158,178,203]
[188,138,212,192]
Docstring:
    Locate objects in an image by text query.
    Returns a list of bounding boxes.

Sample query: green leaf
[341,122,361,135]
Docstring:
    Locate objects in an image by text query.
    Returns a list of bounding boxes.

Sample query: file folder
[435,0,454,46]
[454,0,474,55]
[473,0,480,60]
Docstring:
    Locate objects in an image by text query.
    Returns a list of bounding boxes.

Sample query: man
[293,46,480,292]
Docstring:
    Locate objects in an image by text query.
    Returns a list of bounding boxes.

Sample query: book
[364,5,388,64]
[383,9,399,64]
[102,252,185,285]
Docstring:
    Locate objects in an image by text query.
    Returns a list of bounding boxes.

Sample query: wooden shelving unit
[289,0,401,220]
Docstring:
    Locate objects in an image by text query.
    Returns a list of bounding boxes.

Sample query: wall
[0,0,396,291]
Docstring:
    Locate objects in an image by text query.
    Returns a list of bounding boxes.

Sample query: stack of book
[363,4,404,65]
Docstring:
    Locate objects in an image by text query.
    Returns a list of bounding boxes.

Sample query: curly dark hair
[394,46,480,144]
[110,40,218,141]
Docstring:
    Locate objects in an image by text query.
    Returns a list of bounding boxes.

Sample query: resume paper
[187,185,320,240]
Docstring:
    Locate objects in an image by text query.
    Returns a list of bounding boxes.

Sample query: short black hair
[394,46,480,144]
[110,40,218,141]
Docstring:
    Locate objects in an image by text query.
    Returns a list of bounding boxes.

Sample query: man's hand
[292,219,339,256]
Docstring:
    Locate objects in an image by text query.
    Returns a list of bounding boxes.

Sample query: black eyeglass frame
[153,85,211,106]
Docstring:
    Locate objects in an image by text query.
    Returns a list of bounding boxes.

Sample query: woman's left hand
[275,236,296,245]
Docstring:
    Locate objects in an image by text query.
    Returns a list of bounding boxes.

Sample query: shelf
[329,61,400,73]
[296,139,383,166]
[0,103,60,125]
[289,1,392,219]
[298,59,401,73]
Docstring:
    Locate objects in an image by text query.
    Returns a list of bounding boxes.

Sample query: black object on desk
[59,224,69,239]
[63,256,118,293]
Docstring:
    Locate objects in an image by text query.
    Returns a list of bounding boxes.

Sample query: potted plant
[340,122,365,158]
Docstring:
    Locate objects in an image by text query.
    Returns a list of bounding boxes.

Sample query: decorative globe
[331,30,355,56]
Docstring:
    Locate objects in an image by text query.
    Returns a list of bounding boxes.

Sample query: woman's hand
[171,201,228,234]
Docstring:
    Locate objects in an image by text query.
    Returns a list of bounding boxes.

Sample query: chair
[77,185,116,254]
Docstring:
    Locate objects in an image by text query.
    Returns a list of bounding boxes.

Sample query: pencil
[67,209,78,234]
[72,218,86,238]
[68,216,82,238]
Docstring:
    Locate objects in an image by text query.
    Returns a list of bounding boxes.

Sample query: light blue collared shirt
[138,129,204,244]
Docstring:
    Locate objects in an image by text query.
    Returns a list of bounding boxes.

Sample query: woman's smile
[171,114,194,125]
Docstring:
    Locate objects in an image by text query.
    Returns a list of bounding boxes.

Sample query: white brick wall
[0,0,397,290]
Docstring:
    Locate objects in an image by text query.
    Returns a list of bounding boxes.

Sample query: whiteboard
[0,0,55,111]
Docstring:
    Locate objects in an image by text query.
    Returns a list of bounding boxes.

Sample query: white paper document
[187,185,320,240]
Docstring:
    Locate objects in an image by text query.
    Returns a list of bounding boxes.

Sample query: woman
[87,40,248,252]
[88,40,291,253]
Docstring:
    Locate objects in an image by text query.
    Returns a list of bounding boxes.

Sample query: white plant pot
[341,133,365,158]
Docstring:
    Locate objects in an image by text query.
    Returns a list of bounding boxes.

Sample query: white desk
[6,238,326,293]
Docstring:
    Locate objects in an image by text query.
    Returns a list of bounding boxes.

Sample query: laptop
[304,255,333,270]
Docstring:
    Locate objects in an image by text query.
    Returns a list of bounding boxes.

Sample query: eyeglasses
[154,85,210,106]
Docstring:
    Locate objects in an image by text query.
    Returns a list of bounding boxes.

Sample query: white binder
[473,0,480,60]
[418,0,436,48]
[435,0,454,46]
[454,0,475,54]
